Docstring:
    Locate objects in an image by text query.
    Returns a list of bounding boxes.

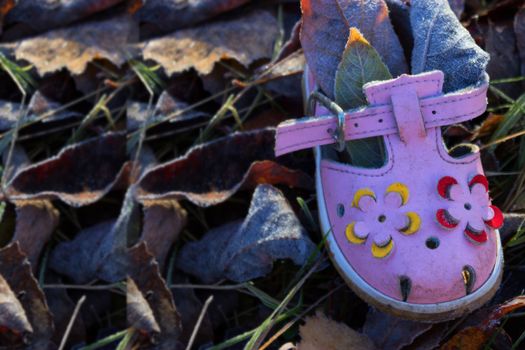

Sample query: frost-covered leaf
[6,132,127,207]
[514,5,525,78]
[300,0,349,98]
[335,0,407,77]
[127,91,208,131]
[300,0,406,98]
[363,308,432,350]
[410,0,489,92]
[176,184,316,283]
[138,0,250,34]
[142,11,278,76]
[6,0,125,32]
[14,16,137,76]
[136,129,313,207]
[485,19,522,98]
[49,188,138,283]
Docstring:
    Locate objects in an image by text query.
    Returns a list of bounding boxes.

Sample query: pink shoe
[275,68,503,322]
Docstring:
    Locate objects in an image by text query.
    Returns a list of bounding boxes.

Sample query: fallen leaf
[335,28,392,109]
[170,275,214,346]
[485,19,522,98]
[297,311,376,350]
[300,0,351,98]
[176,184,316,283]
[14,16,137,76]
[334,28,391,168]
[0,91,81,131]
[514,5,525,77]
[142,10,278,76]
[49,186,137,283]
[441,296,525,350]
[243,49,305,88]
[300,0,407,98]
[0,274,32,338]
[140,199,187,269]
[128,242,183,350]
[0,242,54,349]
[11,200,59,270]
[127,277,160,336]
[410,0,489,92]
[363,308,433,350]
[471,114,504,140]
[6,132,127,207]
[138,0,250,34]
[136,129,313,207]
[127,91,208,131]
[6,0,124,32]
[335,0,408,77]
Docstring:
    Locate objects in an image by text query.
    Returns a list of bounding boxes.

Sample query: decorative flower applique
[436,174,503,244]
[345,183,421,259]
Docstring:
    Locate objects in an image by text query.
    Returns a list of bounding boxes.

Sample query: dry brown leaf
[136,129,313,207]
[441,296,525,350]
[0,243,54,349]
[14,16,137,76]
[0,274,32,338]
[127,277,160,336]
[297,311,376,350]
[128,242,183,349]
[142,10,278,76]
[6,132,127,207]
[140,199,187,270]
[11,200,59,270]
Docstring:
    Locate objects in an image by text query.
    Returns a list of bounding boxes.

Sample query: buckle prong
[307,91,346,152]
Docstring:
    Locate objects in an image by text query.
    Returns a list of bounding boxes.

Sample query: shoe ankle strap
[275,74,487,156]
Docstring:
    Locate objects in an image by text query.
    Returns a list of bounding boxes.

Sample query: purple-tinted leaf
[176,184,316,283]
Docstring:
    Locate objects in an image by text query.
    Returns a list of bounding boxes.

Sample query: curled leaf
[176,184,316,283]
[128,243,183,349]
[142,10,278,76]
[0,243,54,349]
[138,0,250,34]
[136,129,313,207]
[6,132,127,207]
[14,16,137,76]
[410,0,489,91]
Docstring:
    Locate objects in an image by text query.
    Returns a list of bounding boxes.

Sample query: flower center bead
[378,214,387,223]
[464,203,472,210]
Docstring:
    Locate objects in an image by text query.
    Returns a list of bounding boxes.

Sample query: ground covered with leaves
[0,0,524,349]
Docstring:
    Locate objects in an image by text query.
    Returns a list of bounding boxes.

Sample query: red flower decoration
[436,174,503,245]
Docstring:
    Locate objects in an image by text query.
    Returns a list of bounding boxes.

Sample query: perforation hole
[354,123,359,127]
[432,110,437,115]
[426,237,440,249]
[378,118,383,123]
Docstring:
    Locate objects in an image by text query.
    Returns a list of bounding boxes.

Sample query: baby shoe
[274,67,503,322]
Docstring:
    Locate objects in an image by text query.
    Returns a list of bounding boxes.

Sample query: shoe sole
[315,146,503,322]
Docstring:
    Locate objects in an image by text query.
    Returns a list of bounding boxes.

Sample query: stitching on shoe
[369,78,441,100]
